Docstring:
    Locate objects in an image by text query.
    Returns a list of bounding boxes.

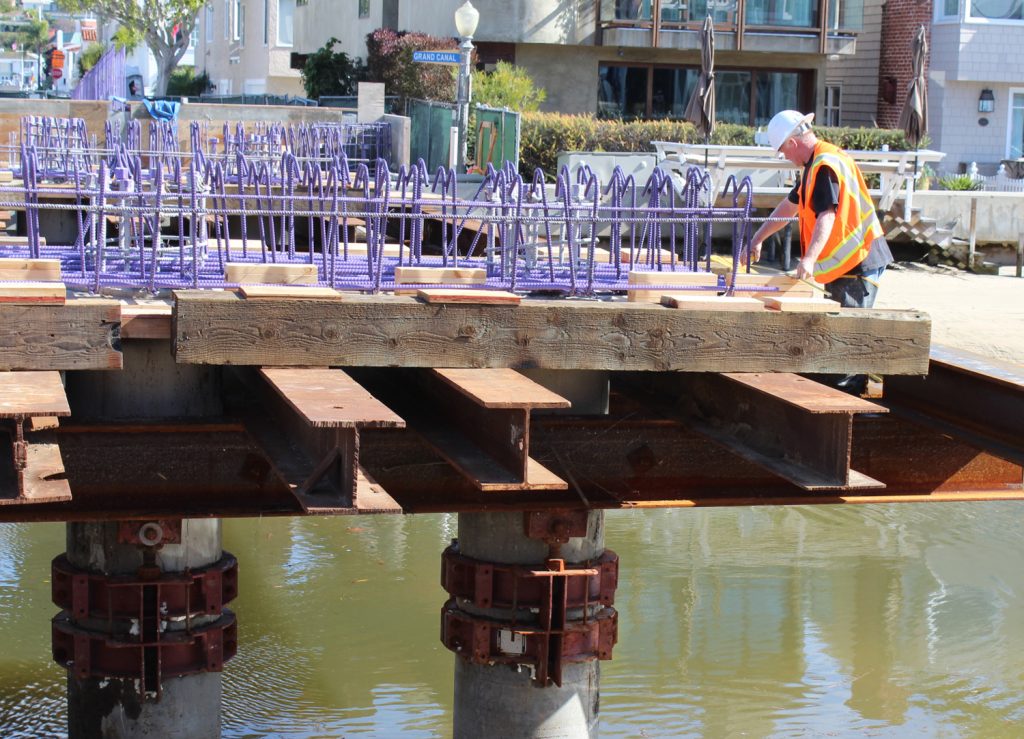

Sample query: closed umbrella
[898,24,928,149]
[683,15,715,166]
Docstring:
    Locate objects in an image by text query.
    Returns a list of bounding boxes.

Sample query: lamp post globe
[454,2,479,174]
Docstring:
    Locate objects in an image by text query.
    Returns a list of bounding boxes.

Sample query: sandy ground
[872,263,1024,364]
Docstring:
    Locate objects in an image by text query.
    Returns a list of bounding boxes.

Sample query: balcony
[599,0,859,55]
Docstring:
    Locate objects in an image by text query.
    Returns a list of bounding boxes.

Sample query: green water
[1,503,1022,737]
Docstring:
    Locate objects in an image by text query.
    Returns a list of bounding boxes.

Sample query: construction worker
[745,110,893,394]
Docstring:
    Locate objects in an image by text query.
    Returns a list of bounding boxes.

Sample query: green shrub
[519,113,918,179]
[77,42,106,78]
[472,62,546,112]
[937,174,983,191]
[301,37,364,99]
[166,67,211,97]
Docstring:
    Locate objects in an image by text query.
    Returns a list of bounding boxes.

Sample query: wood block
[759,296,841,312]
[238,285,342,300]
[0,236,48,247]
[416,289,520,305]
[394,265,486,295]
[709,254,750,275]
[0,258,61,282]
[660,294,765,311]
[730,273,817,298]
[0,282,66,305]
[121,302,173,340]
[225,262,319,285]
[628,270,718,303]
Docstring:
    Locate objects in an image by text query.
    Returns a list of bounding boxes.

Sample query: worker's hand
[744,240,763,265]
[796,256,815,281]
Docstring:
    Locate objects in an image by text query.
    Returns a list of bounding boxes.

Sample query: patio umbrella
[898,24,928,149]
[683,15,715,167]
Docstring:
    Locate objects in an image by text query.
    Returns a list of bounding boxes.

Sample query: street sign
[412,50,461,65]
[51,49,65,69]
[51,68,63,80]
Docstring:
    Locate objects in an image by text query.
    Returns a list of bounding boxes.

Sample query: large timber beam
[172,291,931,374]
[0,298,122,371]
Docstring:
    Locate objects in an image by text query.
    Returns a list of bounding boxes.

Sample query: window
[278,0,295,45]
[597,63,809,125]
[936,0,959,19]
[239,3,246,45]
[823,84,841,126]
[264,0,269,44]
[233,0,241,40]
[969,0,1024,20]
[1008,89,1024,158]
[223,0,230,39]
[205,4,214,42]
[359,0,370,18]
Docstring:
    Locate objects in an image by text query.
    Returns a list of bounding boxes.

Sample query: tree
[472,62,546,113]
[365,28,461,106]
[301,37,363,99]
[77,42,107,77]
[56,0,203,95]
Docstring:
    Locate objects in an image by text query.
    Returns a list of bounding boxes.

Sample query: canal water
[1,503,1022,737]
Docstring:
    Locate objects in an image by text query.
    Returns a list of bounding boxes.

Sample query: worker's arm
[796,207,836,281]
[745,198,798,263]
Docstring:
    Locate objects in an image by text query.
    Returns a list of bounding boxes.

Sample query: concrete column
[65,519,223,739]
[452,511,604,739]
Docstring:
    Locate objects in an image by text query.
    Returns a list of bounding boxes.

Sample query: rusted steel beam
[0,371,72,505]
[0,298,122,371]
[635,372,888,491]
[172,291,931,375]
[0,411,1019,522]
[254,367,406,514]
[884,345,1024,466]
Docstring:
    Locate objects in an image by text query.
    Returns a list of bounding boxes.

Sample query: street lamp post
[454,1,479,174]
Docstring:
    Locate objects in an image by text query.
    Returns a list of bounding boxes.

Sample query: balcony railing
[599,0,861,51]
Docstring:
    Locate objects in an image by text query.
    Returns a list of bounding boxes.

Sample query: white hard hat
[767,110,815,151]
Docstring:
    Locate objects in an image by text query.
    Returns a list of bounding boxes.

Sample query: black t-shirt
[787,161,893,274]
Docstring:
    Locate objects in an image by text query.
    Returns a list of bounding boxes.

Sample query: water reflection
[0,504,1022,737]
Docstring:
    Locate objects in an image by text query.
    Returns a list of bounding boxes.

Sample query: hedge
[519,112,921,178]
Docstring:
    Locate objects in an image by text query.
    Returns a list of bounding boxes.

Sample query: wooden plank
[225,262,320,285]
[0,236,48,246]
[0,371,71,418]
[0,282,66,305]
[259,367,405,429]
[760,296,841,312]
[172,291,932,375]
[417,289,521,305]
[729,273,817,298]
[0,298,121,371]
[0,259,61,282]
[660,294,764,311]
[394,266,486,285]
[120,302,173,340]
[238,285,342,300]
[627,270,718,303]
[433,368,570,409]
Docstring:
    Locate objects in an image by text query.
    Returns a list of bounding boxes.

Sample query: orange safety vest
[796,141,883,284]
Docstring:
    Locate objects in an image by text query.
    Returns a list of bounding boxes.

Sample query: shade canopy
[683,15,716,143]
[898,24,928,149]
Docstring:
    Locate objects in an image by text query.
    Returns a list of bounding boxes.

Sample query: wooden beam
[0,258,61,282]
[173,291,931,374]
[225,262,320,285]
[0,298,122,371]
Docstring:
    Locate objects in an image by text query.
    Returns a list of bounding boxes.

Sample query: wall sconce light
[978,89,995,113]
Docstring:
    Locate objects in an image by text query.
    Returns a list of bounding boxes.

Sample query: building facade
[929,0,1024,172]
[196,0,302,95]
[200,0,868,125]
